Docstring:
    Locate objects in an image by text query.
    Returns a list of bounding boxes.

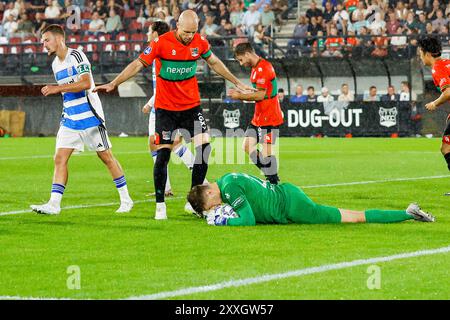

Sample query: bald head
[177,10,199,44]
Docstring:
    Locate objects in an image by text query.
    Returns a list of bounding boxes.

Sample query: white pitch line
[1,245,449,300]
[301,175,450,189]
[128,245,450,300]
[0,197,184,216]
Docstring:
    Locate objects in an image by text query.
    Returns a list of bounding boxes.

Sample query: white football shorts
[56,125,112,152]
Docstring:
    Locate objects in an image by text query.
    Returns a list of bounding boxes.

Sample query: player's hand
[228,88,241,100]
[206,212,228,226]
[236,81,256,93]
[142,104,150,114]
[41,85,60,96]
[425,101,437,111]
[93,82,115,93]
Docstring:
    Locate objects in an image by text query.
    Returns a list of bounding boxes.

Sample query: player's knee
[440,143,450,155]
[155,148,171,166]
[54,153,69,167]
[242,140,251,154]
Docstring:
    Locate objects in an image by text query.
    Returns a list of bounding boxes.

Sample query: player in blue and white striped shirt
[30,24,133,215]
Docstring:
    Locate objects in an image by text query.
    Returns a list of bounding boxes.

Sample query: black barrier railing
[0,33,438,75]
[0,95,422,137]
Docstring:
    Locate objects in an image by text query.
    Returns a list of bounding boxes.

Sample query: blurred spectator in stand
[322,1,335,34]
[381,85,399,102]
[394,1,407,22]
[416,12,427,34]
[278,88,287,104]
[412,0,426,16]
[242,3,261,37]
[307,86,317,102]
[338,83,354,101]
[88,11,106,35]
[288,15,308,49]
[351,1,366,23]
[322,25,345,57]
[404,11,420,32]
[306,16,323,46]
[368,12,386,35]
[432,9,447,32]
[306,1,323,21]
[253,23,269,58]
[290,84,308,103]
[389,25,408,57]
[198,4,211,30]
[352,11,368,34]
[386,10,400,35]
[230,2,244,27]
[399,81,417,101]
[215,2,230,25]
[261,4,276,35]
[311,30,325,57]
[317,87,334,102]
[2,2,19,24]
[272,0,288,24]
[15,13,34,38]
[106,8,122,37]
[45,0,62,24]
[427,0,442,21]
[333,3,349,35]
[3,14,19,38]
[93,0,108,19]
[363,86,380,102]
[371,31,388,57]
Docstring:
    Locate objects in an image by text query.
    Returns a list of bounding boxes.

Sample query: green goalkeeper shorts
[280,183,341,224]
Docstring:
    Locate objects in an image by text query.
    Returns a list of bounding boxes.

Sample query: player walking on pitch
[188,173,435,226]
[229,43,284,185]
[30,25,133,215]
[141,21,206,198]
[95,10,253,219]
[418,36,450,195]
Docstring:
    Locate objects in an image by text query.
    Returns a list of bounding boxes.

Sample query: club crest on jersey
[162,131,171,141]
[379,107,398,128]
[172,49,176,55]
[191,47,199,57]
[144,46,152,55]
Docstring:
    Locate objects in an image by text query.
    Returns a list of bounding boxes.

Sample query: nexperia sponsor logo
[165,66,194,76]
[160,59,197,81]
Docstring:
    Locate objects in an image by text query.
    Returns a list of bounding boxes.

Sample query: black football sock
[249,150,264,170]
[192,143,211,188]
[262,155,280,184]
[154,148,171,203]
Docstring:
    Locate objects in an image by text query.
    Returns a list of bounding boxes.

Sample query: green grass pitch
[0,137,449,299]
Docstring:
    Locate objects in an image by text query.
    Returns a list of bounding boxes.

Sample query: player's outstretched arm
[41,74,91,96]
[205,53,255,92]
[93,59,145,93]
[229,87,266,102]
[425,88,450,111]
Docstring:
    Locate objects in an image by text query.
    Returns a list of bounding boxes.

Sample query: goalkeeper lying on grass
[187,173,435,226]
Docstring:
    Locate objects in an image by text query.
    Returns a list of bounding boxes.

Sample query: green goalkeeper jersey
[217,173,290,226]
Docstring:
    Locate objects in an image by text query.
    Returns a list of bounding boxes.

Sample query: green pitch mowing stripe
[0,245,448,300]
[0,137,448,299]
[128,245,450,300]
